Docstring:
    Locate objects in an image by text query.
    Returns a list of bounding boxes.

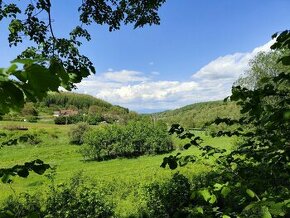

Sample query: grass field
[0,121,235,216]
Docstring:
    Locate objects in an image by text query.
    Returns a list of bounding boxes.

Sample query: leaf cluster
[0,159,50,184]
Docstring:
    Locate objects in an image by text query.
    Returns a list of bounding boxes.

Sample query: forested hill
[40,92,113,110]
[154,100,240,129]
[34,92,138,122]
[2,92,139,124]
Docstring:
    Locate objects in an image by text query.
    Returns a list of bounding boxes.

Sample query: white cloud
[103,70,149,83]
[76,40,274,112]
[192,40,274,81]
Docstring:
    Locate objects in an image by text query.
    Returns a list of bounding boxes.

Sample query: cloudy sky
[76,40,274,112]
[1,1,290,112]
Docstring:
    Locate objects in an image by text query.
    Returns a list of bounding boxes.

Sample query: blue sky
[1,0,290,112]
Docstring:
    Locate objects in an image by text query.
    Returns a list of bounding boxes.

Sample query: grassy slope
[154,100,240,128]
[0,121,235,216]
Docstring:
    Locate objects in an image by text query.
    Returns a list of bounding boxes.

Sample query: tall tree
[234,50,290,90]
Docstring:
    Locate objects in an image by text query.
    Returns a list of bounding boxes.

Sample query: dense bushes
[68,122,90,145]
[144,173,191,217]
[54,114,83,125]
[0,175,115,218]
[82,119,173,161]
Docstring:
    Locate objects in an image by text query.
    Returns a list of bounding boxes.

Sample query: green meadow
[0,121,234,216]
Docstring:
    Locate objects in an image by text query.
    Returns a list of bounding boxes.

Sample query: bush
[46,182,115,218]
[85,114,103,125]
[26,115,38,123]
[144,173,191,217]
[21,103,38,117]
[54,114,83,125]
[0,175,115,218]
[82,119,173,161]
[0,194,43,218]
[68,122,90,145]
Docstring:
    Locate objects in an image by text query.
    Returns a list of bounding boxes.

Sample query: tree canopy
[234,50,290,90]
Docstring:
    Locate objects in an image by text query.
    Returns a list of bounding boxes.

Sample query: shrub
[85,114,103,125]
[82,119,173,161]
[26,116,38,123]
[144,173,191,217]
[68,122,90,145]
[0,194,43,218]
[46,185,114,218]
[54,114,83,125]
[0,175,115,218]
[21,103,38,117]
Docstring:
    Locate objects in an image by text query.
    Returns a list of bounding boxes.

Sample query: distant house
[53,110,78,117]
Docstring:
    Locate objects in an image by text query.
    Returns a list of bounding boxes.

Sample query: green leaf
[17,168,29,177]
[213,183,223,191]
[0,81,24,113]
[209,194,217,204]
[49,59,70,89]
[198,189,217,204]
[25,63,60,99]
[183,143,191,149]
[272,32,278,39]
[32,163,50,175]
[221,186,231,198]
[11,58,35,65]
[261,206,272,218]
[6,64,17,73]
[246,189,256,198]
[199,189,211,201]
[279,56,290,65]
[196,206,203,214]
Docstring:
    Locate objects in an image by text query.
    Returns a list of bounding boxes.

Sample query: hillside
[154,100,240,129]
[2,92,139,124]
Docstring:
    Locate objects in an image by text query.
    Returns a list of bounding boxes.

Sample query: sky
[1,0,290,113]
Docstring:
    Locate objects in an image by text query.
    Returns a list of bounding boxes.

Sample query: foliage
[0,159,50,184]
[68,122,90,145]
[82,119,173,161]
[21,103,38,117]
[85,114,104,125]
[0,59,76,115]
[0,194,43,218]
[0,0,166,97]
[160,31,290,217]
[0,174,115,218]
[54,114,83,125]
[0,0,166,115]
[45,175,115,218]
[234,50,289,90]
[1,132,42,148]
[144,173,191,217]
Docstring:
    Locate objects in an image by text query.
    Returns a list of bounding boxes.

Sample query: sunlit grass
[0,121,236,216]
